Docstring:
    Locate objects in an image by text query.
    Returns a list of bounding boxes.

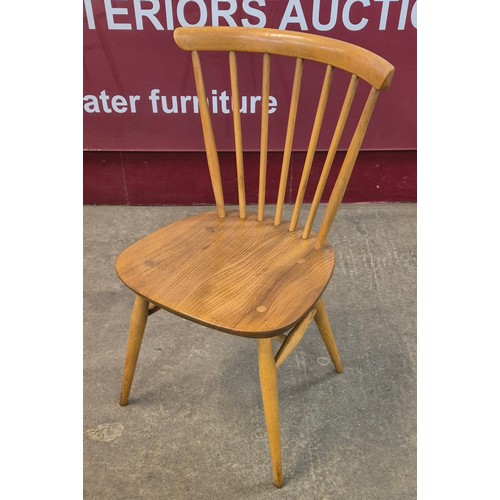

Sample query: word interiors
[84,0,417,32]
[83,89,278,114]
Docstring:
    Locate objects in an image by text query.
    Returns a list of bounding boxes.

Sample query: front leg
[258,338,283,488]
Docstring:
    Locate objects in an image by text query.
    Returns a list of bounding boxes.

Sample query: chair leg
[314,297,344,373]
[119,294,149,406]
[257,338,283,488]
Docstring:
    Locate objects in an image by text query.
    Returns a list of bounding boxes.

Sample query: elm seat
[116,211,335,337]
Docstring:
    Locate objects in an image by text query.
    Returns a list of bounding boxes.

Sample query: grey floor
[84,203,416,499]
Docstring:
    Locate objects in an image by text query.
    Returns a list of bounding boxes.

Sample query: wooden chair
[115,27,394,488]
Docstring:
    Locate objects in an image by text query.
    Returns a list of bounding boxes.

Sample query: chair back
[174,27,394,248]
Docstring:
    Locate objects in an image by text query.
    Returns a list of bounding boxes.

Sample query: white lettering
[85,0,418,33]
[268,96,277,114]
[411,1,417,28]
[84,93,141,113]
[161,95,178,113]
[242,0,266,28]
[83,95,100,113]
[99,90,113,112]
[129,95,141,112]
[85,89,277,115]
[211,89,218,113]
[104,0,132,30]
[180,95,192,113]
[250,95,261,114]
[111,95,128,112]
[342,0,369,31]
[165,0,174,29]
[398,0,409,30]
[177,0,208,27]
[240,96,248,113]
[219,90,231,114]
[149,89,160,113]
[211,0,237,26]
[312,0,339,31]
[374,0,397,30]
[279,0,308,31]
[134,0,163,30]
[84,0,95,30]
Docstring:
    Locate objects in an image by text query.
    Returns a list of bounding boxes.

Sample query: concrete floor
[84,203,416,499]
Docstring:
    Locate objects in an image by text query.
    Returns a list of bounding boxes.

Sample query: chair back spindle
[258,53,271,221]
[316,87,380,248]
[191,50,225,218]
[302,74,358,239]
[229,51,246,219]
[274,57,303,227]
[289,64,333,232]
[174,27,394,244]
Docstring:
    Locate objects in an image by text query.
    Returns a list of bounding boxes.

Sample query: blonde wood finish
[174,27,394,90]
[316,87,380,248]
[272,334,287,343]
[275,308,317,369]
[258,338,283,488]
[119,295,149,406]
[274,57,303,226]
[116,211,334,337]
[191,51,225,218]
[116,27,394,488]
[229,51,246,219]
[289,65,333,232]
[303,75,359,239]
[148,302,160,316]
[179,27,393,248]
[314,298,343,373]
[258,53,271,222]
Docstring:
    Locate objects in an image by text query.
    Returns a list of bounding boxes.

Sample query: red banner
[83,0,416,152]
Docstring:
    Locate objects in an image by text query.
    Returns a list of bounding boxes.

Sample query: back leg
[314,297,343,373]
[119,295,149,406]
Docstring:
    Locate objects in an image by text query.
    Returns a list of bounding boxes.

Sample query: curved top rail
[174,27,394,91]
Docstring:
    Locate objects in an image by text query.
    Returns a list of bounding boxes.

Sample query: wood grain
[303,74,359,239]
[191,51,225,218]
[117,27,395,489]
[119,295,149,406]
[116,211,334,337]
[148,302,160,315]
[314,297,343,373]
[229,51,246,219]
[289,65,333,232]
[258,53,271,222]
[258,338,283,488]
[274,57,303,226]
[275,308,316,368]
[316,87,380,248]
[272,334,287,343]
[174,27,394,90]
